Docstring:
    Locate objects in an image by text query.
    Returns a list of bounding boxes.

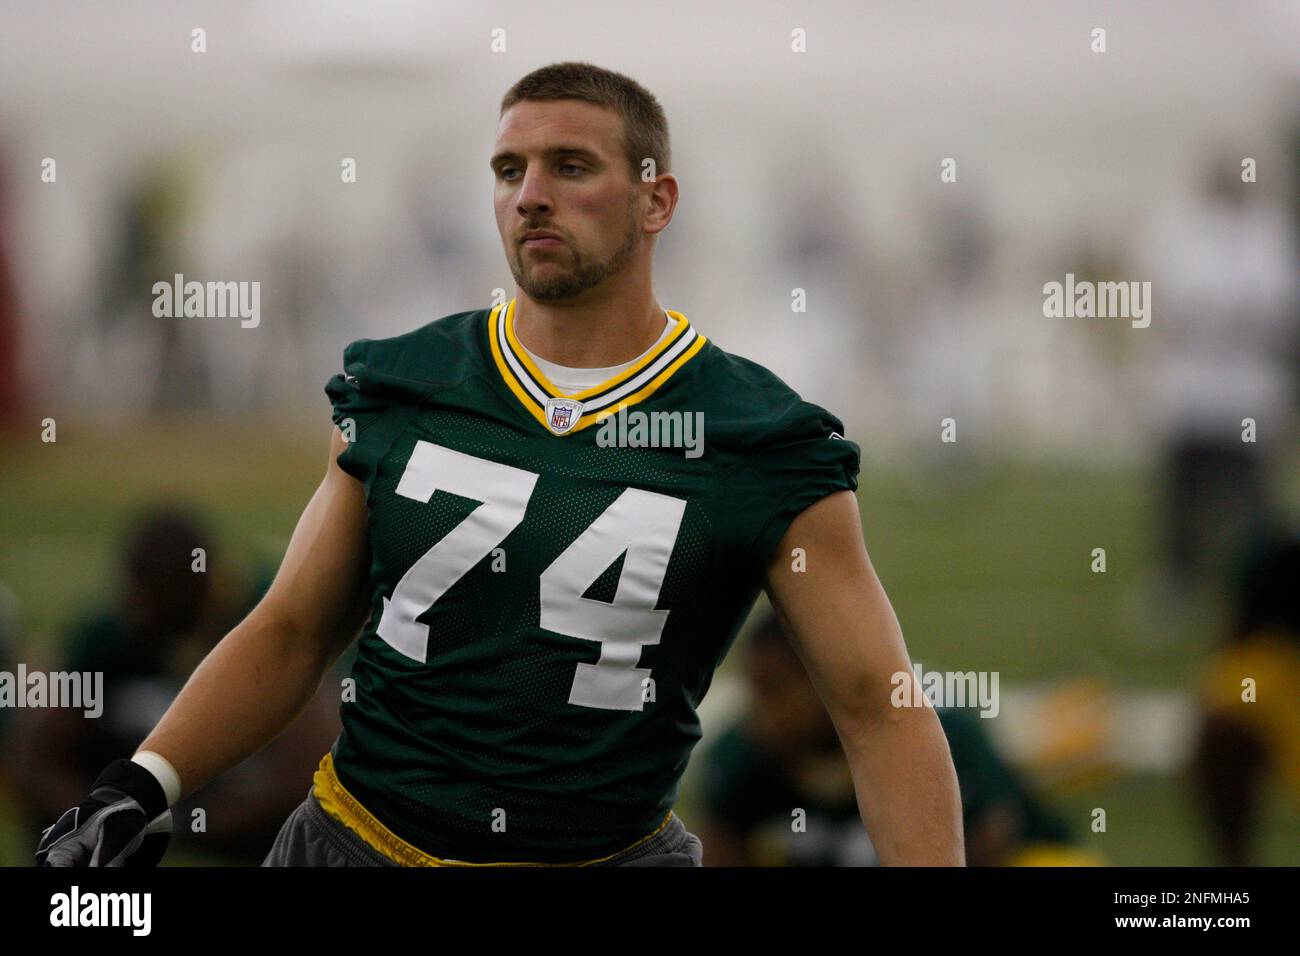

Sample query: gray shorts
[261,788,703,867]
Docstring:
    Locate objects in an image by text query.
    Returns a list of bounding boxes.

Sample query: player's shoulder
[689,337,848,449]
[339,308,489,384]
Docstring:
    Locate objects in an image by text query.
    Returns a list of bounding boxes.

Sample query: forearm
[136,609,341,800]
[841,704,965,865]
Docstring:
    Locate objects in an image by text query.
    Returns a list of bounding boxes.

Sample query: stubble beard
[510,200,641,302]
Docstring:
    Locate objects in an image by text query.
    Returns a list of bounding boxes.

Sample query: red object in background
[0,152,19,424]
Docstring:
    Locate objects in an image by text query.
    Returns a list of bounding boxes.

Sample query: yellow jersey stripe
[503,297,691,401]
[312,753,673,867]
[486,300,706,434]
[488,303,552,430]
[569,333,709,432]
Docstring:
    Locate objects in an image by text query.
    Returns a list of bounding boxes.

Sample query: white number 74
[374,440,686,711]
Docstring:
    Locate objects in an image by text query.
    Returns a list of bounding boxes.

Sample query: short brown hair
[499,61,671,180]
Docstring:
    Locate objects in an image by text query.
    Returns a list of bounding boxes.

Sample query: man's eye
[498,164,582,180]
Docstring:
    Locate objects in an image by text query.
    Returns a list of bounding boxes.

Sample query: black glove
[36,758,173,867]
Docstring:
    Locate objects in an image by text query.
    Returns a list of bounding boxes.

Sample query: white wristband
[131,751,183,808]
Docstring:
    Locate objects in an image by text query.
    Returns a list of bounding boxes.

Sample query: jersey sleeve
[324,339,426,489]
[726,400,862,575]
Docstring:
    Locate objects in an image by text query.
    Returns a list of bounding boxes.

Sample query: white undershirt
[518,313,673,395]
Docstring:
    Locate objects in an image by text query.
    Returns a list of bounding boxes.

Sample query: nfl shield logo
[544,397,584,435]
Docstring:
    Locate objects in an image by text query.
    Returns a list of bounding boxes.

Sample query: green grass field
[1,420,1297,865]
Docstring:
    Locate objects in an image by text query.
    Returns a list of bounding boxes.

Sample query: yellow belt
[312,752,673,867]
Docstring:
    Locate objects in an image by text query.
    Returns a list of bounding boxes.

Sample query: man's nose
[515,167,552,216]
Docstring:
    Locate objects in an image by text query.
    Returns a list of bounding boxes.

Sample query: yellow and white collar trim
[487,297,706,435]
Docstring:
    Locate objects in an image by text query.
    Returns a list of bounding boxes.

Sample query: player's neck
[512,287,667,369]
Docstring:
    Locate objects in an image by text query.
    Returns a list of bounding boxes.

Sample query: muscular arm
[763,490,965,865]
[135,426,372,799]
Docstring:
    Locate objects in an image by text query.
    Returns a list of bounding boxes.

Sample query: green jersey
[324,298,860,862]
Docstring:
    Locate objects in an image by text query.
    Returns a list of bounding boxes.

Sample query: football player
[697,610,1081,866]
[38,62,964,867]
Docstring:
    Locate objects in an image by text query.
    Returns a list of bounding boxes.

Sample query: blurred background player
[695,611,1095,866]
[1135,155,1299,614]
[1193,531,1300,866]
[4,505,343,863]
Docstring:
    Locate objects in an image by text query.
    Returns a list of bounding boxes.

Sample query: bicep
[256,426,372,663]
[762,490,913,742]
